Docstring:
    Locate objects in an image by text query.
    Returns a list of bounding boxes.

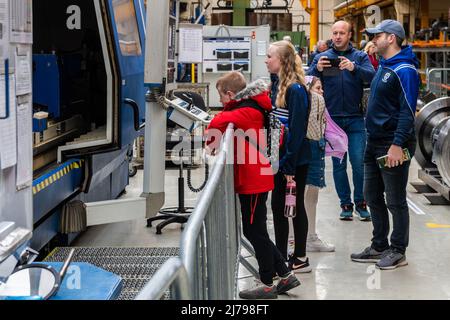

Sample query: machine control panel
[166,97,210,131]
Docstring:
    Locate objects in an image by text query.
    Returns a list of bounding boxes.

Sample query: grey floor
[74,158,450,300]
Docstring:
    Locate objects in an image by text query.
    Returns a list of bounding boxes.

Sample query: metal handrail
[134,257,190,300]
[180,123,238,299]
[180,126,232,273]
[136,123,240,300]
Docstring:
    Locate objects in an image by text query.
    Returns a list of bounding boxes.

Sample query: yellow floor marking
[426,223,450,229]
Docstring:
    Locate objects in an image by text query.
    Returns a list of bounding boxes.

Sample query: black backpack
[231,99,287,164]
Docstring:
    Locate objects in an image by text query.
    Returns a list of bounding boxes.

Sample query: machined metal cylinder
[433,118,450,187]
[415,97,450,168]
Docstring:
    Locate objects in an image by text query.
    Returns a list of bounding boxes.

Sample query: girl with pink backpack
[304,76,348,252]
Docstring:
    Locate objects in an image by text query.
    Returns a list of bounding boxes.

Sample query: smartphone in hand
[376,148,411,169]
[327,58,341,67]
[322,57,341,76]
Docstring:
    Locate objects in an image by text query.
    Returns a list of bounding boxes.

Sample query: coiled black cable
[187,160,209,193]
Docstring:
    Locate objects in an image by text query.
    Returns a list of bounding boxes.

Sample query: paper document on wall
[9,0,32,44]
[0,74,17,169]
[16,101,32,188]
[178,24,203,63]
[0,0,9,61]
[15,53,31,95]
[0,74,4,117]
[257,41,267,56]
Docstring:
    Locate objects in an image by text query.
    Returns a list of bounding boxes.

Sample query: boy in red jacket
[206,72,300,299]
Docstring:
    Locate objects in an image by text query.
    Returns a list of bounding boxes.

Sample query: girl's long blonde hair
[271,41,306,108]
[363,41,375,54]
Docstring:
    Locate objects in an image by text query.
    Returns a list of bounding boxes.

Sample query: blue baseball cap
[365,19,406,40]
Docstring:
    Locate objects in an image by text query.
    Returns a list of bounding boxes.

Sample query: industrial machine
[2,0,149,299]
[413,96,450,204]
[30,0,148,251]
[2,0,213,300]
[0,0,35,293]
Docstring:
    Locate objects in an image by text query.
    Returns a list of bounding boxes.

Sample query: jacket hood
[380,45,419,69]
[225,79,272,111]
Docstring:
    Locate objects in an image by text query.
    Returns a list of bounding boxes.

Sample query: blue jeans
[364,139,416,254]
[306,139,326,188]
[331,116,366,207]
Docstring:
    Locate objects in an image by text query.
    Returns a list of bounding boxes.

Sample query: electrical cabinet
[203,37,251,74]
[201,25,271,108]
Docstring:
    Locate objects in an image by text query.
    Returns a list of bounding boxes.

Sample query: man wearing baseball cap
[351,20,420,270]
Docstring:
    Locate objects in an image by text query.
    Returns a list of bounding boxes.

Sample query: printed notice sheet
[257,41,267,56]
[9,0,32,44]
[0,72,4,118]
[16,101,32,187]
[178,24,203,63]
[0,0,9,60]
[15,53,31,95]
[0,74,16,169]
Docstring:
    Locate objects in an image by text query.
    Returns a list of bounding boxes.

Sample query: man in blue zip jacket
[308,20,376,221]
[351,20,420,270]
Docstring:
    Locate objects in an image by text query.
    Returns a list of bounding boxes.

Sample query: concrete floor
[74,158,450,300]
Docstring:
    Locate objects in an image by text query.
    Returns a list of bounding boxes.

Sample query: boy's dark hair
[216,71,246,94]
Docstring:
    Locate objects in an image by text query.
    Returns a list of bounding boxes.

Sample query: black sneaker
[288,256,312,273]
[239,281,278,299]
[276,272,301,294]
[376,249,408,270]
[351,246,389,263]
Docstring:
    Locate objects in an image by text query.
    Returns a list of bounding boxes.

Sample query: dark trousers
[271,165,309,260]
[364,139,416,254]
[239,192,290,285]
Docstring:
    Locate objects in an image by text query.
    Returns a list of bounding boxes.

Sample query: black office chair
[147,91,208,234]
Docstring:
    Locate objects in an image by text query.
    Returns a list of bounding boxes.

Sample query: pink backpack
[324,109,348,161]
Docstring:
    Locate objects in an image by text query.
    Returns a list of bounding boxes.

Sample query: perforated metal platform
[44,247,180,300]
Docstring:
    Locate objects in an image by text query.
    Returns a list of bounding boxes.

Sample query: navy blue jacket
[270,73,279,106]
[308,43,376,117]
[271,82,311,175]
[366,46,420,146]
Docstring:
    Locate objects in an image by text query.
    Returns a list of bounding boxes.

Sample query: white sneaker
[306,235,335,252]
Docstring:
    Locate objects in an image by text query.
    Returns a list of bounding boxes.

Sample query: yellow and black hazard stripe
[33,160,84,195]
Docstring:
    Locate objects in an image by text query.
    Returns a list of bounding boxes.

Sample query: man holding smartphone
[351,20,420,270]
[308,21,375,222]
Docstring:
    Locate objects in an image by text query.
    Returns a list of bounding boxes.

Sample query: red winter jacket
[206,80,274,195]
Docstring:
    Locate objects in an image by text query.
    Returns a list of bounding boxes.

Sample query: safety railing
[180,123,241,299]
[134,257,191,300]
[427,68,450,97]
[136,124,242,300]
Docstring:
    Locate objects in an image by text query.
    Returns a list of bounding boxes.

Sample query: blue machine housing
[31,0,147,251]
[33,53,87,120]
[33,55,61,119]
[108,0,146,146]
